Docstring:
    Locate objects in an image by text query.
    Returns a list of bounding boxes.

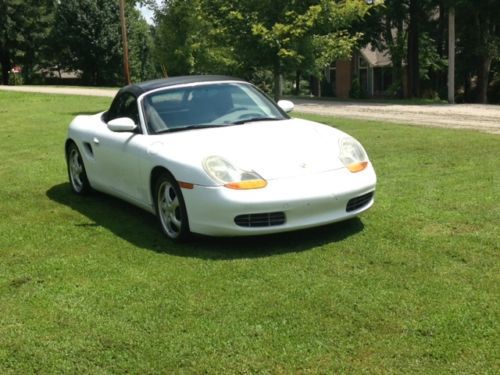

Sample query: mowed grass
[0,91,498,373]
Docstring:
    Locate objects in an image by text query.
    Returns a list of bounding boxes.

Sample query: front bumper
[183,164,376,236]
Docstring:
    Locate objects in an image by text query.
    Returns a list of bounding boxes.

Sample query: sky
[137,0,161,25]
[138,5,153,24]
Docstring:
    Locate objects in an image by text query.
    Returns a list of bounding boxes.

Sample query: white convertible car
[66,76,376,241]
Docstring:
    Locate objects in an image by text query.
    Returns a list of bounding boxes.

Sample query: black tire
[154,172,191,242]
[66,142,91,195]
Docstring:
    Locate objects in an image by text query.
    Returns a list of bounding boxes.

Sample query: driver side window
[120,94,139,125]
[108,93,139,125]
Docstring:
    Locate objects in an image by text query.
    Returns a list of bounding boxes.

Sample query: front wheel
[154,172,191,242]
[66,142,91,195]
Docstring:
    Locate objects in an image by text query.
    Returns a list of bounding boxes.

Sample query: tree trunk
[387,14,404,98]
[294,70,301,96]
[407,0,420,98]
[391,51,403,98]
[476,55,492,103]
[463,72,471,102]
[437,1,446,57]
[309,75,321,98]
[434,0,446,95]
[474,9,493,104]
[448,5,455,104]
[0,47,11,85]
[273,64,282,101]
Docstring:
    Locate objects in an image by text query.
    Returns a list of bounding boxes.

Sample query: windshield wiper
[155,123,232,134]
[233,117,283,125]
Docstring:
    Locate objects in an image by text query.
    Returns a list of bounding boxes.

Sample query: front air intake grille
[346,192,374,212]
[234,212,286,227]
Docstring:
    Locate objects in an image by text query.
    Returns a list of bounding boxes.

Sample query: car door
[92,93,148,203]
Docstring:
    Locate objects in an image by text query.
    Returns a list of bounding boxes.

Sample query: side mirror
[107,117,137,132]
[277,100,294,113]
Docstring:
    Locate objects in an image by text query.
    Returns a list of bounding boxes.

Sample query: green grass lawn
[0,91,498,373]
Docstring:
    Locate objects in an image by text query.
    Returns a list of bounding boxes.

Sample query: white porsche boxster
[66,76,376,241]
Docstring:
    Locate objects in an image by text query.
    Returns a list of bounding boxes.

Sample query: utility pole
[119,0,131,85]
[448,5,455,104]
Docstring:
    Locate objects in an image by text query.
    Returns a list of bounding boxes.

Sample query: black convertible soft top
[105,75,246,123]
[118,75,243,97]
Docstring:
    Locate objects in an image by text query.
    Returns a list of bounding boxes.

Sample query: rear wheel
[66,142,91,195]
[154,172,190,242]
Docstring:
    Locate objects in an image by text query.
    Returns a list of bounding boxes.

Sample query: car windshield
[142,82,288,134]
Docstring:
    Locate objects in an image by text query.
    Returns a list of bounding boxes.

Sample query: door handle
[93,137,100,145]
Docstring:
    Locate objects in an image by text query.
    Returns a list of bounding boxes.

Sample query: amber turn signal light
[224,179,267,190]
[347,161,368,173]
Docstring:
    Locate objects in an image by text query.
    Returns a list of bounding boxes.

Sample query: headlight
[203,156,267,189]
[339,137,369,173]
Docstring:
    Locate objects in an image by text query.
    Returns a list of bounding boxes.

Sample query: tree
[126,5,158,82]
[361,0,407,97]
[202,0,369,99]
[154,0,239,77]
[447,2,455,103]
[363,0,448,99]
[407,0,421,97]
[306,0,371,96]
[50,0,122,85]
[455,0,499,103]
[0,0,54,85]
[49,0,157,85]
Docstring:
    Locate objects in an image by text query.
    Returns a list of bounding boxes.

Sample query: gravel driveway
[293,99,500,135]
[1,85,499,134]
[0,85,117,98]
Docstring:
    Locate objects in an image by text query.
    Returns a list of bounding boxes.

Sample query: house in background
[323,44,395,99]
[39,67,81,85]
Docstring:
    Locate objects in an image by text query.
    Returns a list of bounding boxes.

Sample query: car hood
[149,118,350,180]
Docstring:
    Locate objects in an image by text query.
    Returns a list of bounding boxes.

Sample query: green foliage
[418,31,447,81]
[455,0,499,59]
[310,30,362,75]
[297,1,371,72]
[154,0,239,76]
[0,91,498,372]
[362,0,408,96]
[197,0,372,98]
[250,4,322,69]
[361,0,500,101]
[455,0,500,102]
[49,0,157,85]
[349,75,367,98]
[247,69,275,95]
[50,0,122,85]
[0,0,54,84]
[126,7,158,82]
[1,0,498,102]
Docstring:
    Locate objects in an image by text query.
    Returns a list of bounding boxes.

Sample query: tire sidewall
[154,172,190,242]
[66,142,91,195]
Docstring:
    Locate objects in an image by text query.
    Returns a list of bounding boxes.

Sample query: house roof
[360,43,392,68]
